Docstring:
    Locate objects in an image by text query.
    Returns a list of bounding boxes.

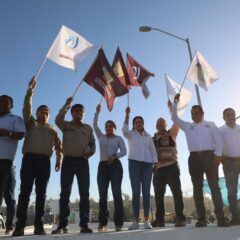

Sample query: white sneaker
[128,221,139,230]
[144,220,152,229]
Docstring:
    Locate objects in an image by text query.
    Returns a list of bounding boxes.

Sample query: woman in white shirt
[122,107,158,230]
[93,104,127,232]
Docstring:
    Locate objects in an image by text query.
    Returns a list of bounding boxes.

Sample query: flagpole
[71,79,84,98]
[34,56,48,80]
[99,96,103,105]
[127,93,130,107]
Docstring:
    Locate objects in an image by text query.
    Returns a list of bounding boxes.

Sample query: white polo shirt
[122,123,157,163]
[172,103,223,156]
[0,113,26,161]
[219,124,240,157]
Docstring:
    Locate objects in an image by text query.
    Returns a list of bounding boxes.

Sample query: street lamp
[139,25,202,106]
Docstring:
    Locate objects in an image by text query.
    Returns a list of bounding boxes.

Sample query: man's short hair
[71,104,85,113]
[36,105,49,113]
[0,95,13,108]
[223,108,235,116]
[191,105,203,113]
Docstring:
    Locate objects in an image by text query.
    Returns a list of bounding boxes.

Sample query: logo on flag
[83,49,128,111]
[186,50,219,91]
[126,53,154,98]
[65,36,79,49]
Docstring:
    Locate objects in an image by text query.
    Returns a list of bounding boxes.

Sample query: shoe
[51,226,69,234]
[175,219,187,227]
[217,218,229,227]
[128,221,139,230]
[195,219,207,227]
[34,226,46,235]
[12,228,24,237]
[144,220,152,229]
[81,225,93,233]
[115,226,122,231]
[5,226,14,235]
[98,225,108,232]
[151,219,165,227]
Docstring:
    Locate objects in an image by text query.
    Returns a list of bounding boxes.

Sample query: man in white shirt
[219,108,240,225]
[172,94,227,227]
[0,95,25,234]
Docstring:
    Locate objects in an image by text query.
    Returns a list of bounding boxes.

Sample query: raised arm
[168,99,179,141]
[55,97,73,130]
[93,104,104,139]
[171,94,188,131]
[122,107,131,138]
[22,76,36,123]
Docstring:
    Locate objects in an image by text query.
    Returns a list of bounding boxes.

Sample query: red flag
[83,48,126,111]
[126,53,154,98]
[112,47,131,92]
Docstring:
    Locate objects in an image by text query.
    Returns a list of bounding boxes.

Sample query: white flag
[165,74,192,116]
[47,25,94,71]
[186,50,219,91]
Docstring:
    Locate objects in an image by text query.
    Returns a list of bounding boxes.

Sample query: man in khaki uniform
[12,77,62,237]
[52,97,95,234]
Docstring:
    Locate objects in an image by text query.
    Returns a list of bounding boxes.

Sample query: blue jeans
[16,153,50,228]
[222,157,240,220]
[97,159,123,227]
[4,166,16,228]
[128,160,153,219]
[59,156,90,228]
[0,160,12,207]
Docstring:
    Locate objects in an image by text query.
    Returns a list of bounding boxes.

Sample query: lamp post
[139,26,202,106]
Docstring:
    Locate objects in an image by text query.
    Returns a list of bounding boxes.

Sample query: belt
[190,150,214,156]
[25,152,50,159]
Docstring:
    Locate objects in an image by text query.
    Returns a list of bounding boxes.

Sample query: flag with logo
[112,47,131,95]
[165,74,192,116]
[126,53,154,98]
[186,50,219,91]
[83,48,127,111]
[47,25,94,71]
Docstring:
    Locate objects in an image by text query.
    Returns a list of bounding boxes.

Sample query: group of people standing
[0,77,240,237]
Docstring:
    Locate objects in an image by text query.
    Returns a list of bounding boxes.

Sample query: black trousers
[16,153,50,228]
[58,156,90,228]
[0,160,12,207]
[188,151,224,220]
[153,163,185,221]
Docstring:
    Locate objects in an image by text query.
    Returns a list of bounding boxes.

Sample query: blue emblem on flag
[65,36,79,49]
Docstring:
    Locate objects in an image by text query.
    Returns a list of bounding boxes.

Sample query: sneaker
[34,226,46,235]
[51,226,69,234]
[144,220,152,229]
[175,219,187,227]
[98,225,108,232]
[12,228,24,237]
[81,225,93,233]
[195,219,207,227]
[5,226,14,235]
[151,219,165,227]
[115,226,122,231]
[128,221,139,230]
